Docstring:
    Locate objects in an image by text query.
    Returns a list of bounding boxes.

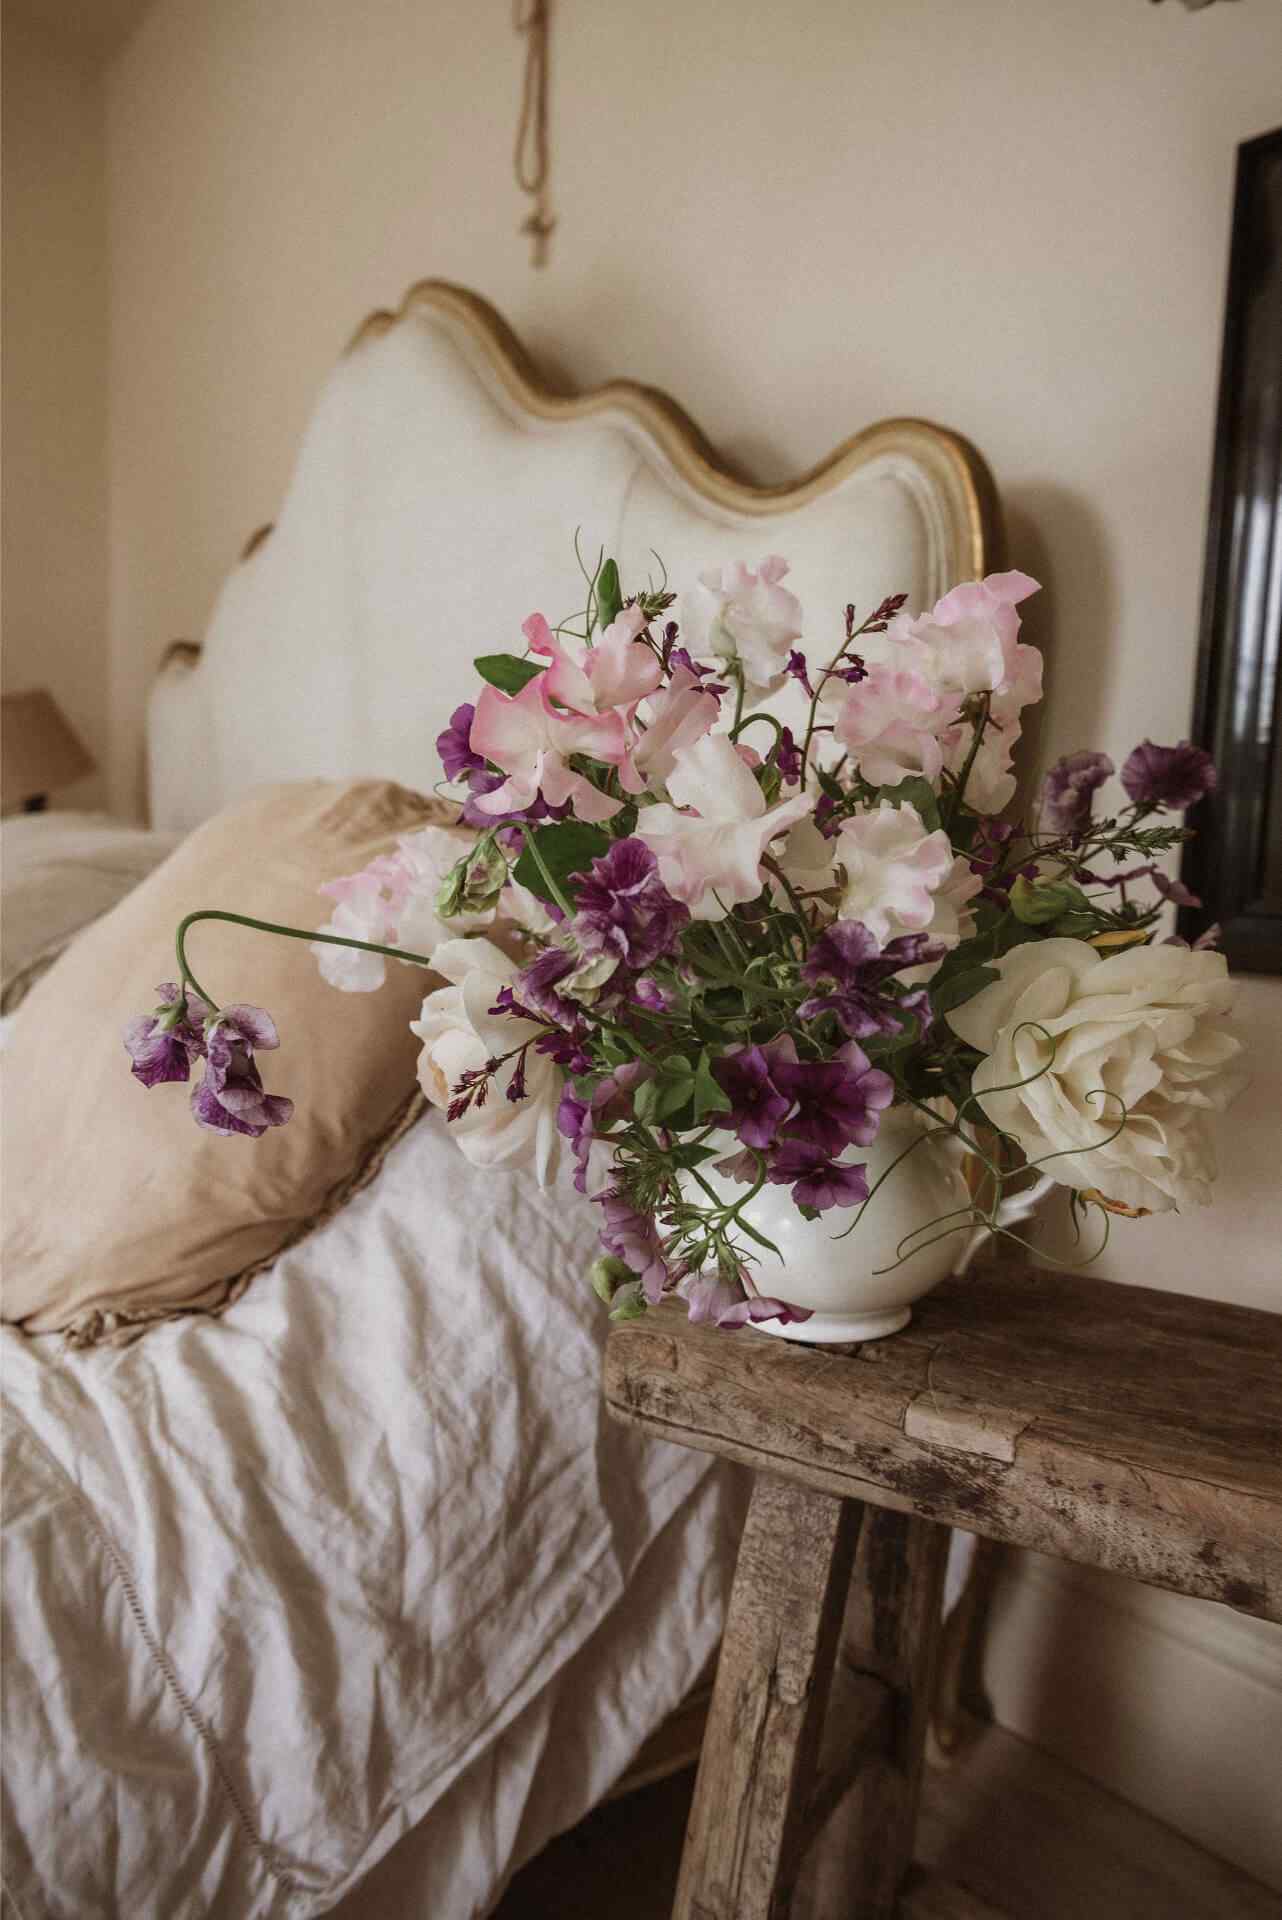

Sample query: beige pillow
[2,779,464,1340]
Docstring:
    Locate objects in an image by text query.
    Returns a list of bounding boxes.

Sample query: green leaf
[928,964,1000,1019]
[655,1077,697,1121]
[474,653,545,695]
[595,557,623,630]
[875,776,942,833]
[512,821,612,904]
[692,1050,732,1123]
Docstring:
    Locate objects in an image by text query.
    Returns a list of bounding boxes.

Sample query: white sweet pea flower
[411,937,564,1185]
[947,939,1248,1214]
[897,854,985,985]
[396,824,495,954]
[778,816,838,896]
[634,733,814,920]
[680,556,803,690]
[832,801,955,946]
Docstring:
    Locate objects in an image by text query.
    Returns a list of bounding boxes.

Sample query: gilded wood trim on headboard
[170,279,1000,675]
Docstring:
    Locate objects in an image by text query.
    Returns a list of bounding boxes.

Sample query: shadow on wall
[1004,481,1119,807]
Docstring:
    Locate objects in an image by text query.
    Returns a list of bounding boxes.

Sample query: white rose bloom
[679,555,803,690]
[832,800,954,946]
[947,938,1248,1214]
[410,937,564,1186]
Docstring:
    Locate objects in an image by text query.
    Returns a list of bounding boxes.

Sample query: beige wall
[3,15,109,809]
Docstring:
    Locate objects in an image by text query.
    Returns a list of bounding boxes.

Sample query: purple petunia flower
[436,702,484,781]
[1120,740,1217,812]
[571,838,690,970]
[123,982,213,1088]
[191,1004,293,1137]
[799,920,943,1039]
[712,1042,793,1151]
[767,1141,870,1212]
[1041,750,1114,835]
[773,1041,894,1157]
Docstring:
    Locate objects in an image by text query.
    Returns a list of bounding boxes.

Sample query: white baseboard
[981,1549,1282,1894]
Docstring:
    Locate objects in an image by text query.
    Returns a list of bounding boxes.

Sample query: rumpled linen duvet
[1,1113,741,1919]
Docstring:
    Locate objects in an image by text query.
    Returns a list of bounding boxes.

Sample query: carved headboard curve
[148,279,999,831]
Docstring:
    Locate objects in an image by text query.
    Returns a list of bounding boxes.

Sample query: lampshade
[1,689,97,813]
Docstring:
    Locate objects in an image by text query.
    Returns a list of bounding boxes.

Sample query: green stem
[508,823,575,919]
[175,908,440,1016]
[942,692,991,835]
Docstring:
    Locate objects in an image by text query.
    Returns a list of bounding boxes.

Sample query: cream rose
[947,938,1248,1213]
[410,938,563,1185]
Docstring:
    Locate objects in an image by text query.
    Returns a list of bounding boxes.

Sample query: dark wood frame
[1180,126,1282,970]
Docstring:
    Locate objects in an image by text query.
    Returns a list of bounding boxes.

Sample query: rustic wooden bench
[604,1264,1282,1919]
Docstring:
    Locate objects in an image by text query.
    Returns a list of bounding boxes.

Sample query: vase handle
[951,1172,1057,1277]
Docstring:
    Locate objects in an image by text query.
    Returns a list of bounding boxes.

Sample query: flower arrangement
[126,550,1247,1332]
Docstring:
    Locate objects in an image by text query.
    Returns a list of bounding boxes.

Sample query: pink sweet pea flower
[888,570,1040,701]
[523,608,662,715]
[469,675,628,823]
[833,662,947,786]
[635,733,814,920]
[629,664,721,790]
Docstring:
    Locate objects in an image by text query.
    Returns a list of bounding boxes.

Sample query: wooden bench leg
[831,1508,951,1919]
[672,1474,863,1920]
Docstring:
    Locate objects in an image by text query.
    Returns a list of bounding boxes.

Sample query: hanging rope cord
[513,0,555,264]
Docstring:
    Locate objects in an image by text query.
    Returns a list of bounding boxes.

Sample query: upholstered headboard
[147,281,998,833]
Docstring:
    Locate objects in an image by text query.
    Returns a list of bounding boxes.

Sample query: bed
[0,282,994,1919]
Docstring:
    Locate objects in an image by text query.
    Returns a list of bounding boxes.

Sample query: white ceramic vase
[696,1107,976,1344]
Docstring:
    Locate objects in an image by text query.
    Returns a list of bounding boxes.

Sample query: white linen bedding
[1,1107,742,1919]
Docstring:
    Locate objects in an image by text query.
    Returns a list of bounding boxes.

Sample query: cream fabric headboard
[147,282,997,834]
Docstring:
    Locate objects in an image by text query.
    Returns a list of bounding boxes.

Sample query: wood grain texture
[797,1513,950,1920]
[672,1476,862,1920]
[604,1267,1282,1621]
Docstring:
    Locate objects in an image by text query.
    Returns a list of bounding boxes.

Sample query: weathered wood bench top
[604,1265,1282,1622]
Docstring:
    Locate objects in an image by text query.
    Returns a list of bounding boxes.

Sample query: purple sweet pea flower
[571,838,690,970]
[436,702,484,781]
[775,725,803,786]
[712,1042,793,1150]
[799,921,943,1039]
[514,945,579,1024]
[123,982,213,1088]
[192,1004,293,1137]
[1120,740,1217,811]
[774,1041,894,1157]
[631,974,675,1013]
[767,1142,870,1212]
[1041,750,1114,835]
[785,649,814,698]
[716,1292,813,1329]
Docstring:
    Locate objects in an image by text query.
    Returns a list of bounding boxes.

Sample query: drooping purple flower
[712,1042,794,1150]
[571,838,690,970]
[774,1041,894,1157]
[775,725,803,785]
[436,702,484,781]
[1152,871,1201,908]
[595,1190,672,1303]
[123,982,213,1088]
[799,921,943,1039]
[828,655,868,686]
[1040,750,1114,835]
[767,1142,870,1212]
[1120,740,1217,812]
[680,1268,811,1330]
[192,1004,293,1137]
